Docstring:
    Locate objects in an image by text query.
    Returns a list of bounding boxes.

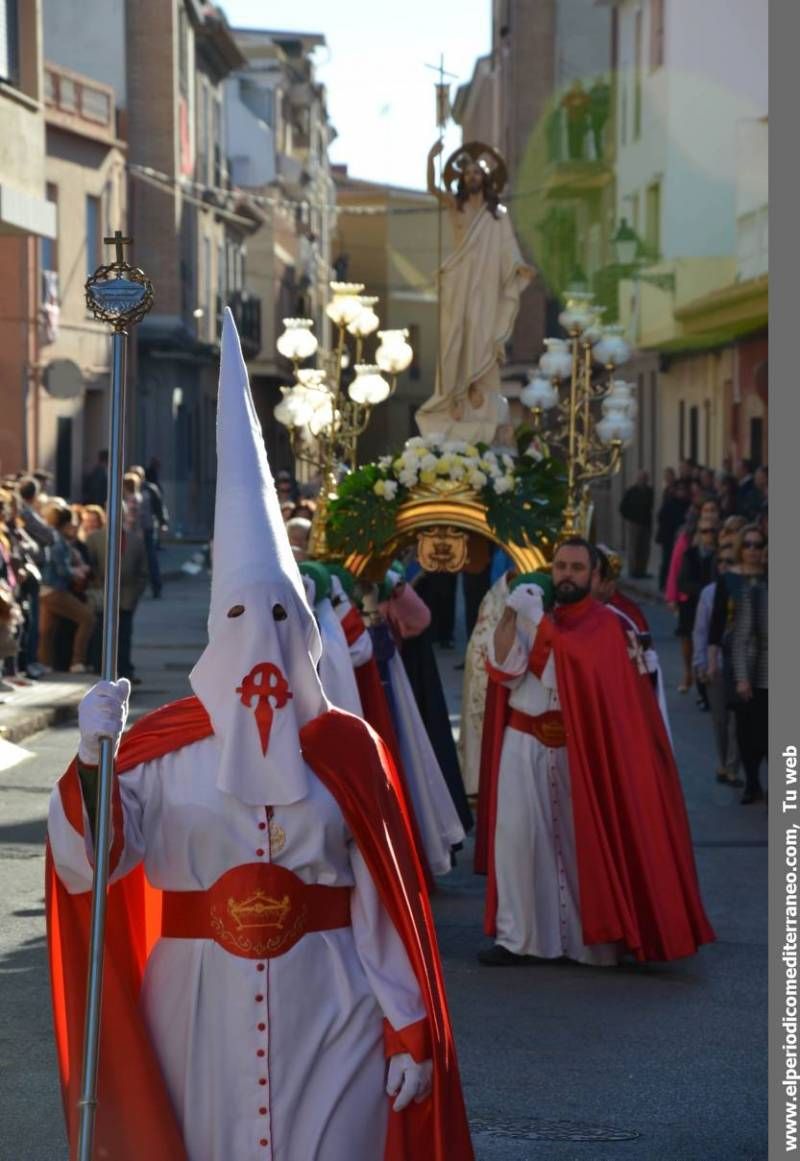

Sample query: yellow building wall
[658,347,732,472]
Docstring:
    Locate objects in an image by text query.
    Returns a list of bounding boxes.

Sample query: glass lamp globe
[326,282,366,328]
[348,365,391,406]
[596,413,634,446]
[347,296,380,339]
[520,371,559,411]
[375,329,413,375]
[558,291,595,336]
[296,368,328,395]
[539,338,573,381]
[274,386,314,429]
[276,318,318,362]
[593,326,631,369]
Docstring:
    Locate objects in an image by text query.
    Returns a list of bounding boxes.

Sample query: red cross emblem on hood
[236,662,294,755]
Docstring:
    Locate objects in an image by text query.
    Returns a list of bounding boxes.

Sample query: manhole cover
[469,1116,640,1143]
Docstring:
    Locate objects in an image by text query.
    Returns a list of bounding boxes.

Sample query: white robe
[459,572,511,795]
[387,653,465,877]
[316,597,364,718]
[48,734,426,1161]
[487,622,619,966]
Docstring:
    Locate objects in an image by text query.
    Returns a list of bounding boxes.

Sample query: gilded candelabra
[522,290,636,538]
[274,282,413,557]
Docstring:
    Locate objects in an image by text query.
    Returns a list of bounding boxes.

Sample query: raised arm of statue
[427,140,453,208]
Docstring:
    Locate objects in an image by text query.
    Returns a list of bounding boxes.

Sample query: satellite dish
[43,359,83,400]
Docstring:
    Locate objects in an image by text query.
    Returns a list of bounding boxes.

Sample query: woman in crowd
[708,525,768,805]
[692,539,741,786]
[38,505,95,673]
[677,518,719,709]
[666,495,720,692]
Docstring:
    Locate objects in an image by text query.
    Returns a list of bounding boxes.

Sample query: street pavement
[0,571,766,1160]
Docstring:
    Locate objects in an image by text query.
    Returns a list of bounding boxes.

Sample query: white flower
[449,462,466,480]
[502,453,515,470]
[419,453,438,472]
[405,436,425,449]
[398,467,419,488]
[382,479,399,500]
[373,479,386,497]
[442,439,469,455]
[378,455,393,470]
[525,440,544,463]
[400,449,420,469]
[492,475,514,494]
[469,469,488,489]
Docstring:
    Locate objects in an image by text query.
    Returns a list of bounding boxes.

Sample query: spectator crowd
[620,457,768,804]
[0,459,167,698]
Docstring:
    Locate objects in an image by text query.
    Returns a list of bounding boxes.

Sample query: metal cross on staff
[104,229,133,266]
[424,54,457,396]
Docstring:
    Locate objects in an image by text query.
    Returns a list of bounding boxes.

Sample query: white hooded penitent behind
[190,308,328,806]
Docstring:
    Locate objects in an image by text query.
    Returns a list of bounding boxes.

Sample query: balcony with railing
[44,62,118,143]
[216,290,262,358]
[542,81,615,199]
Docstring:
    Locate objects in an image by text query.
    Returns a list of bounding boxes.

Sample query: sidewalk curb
[0,687,86,746]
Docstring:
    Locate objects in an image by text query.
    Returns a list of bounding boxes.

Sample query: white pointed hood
[190,309,328,805]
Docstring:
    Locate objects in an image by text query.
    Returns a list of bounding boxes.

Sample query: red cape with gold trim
[475,597,715,962]
[46,698,473,1160]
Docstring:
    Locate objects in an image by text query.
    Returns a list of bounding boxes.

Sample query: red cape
[476,598,715,962]
[46,698,472,1161]
[609,589,650,634]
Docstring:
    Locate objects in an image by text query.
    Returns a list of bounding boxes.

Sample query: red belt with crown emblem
[508,708,567,748]
[161,863,352,959]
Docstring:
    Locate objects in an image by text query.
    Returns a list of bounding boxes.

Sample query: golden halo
[443,141,509,195]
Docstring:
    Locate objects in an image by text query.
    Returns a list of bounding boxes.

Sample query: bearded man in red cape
[46,311,473,1161]
[475,537,715,967]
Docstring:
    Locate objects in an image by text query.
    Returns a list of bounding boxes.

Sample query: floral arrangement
[326,434,567,556]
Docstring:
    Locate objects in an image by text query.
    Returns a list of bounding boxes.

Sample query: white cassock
[48,735,426,1161]
[486,620,619,966]
[316,595,364,717]
[386,652,465,877]
[459,572,511,795]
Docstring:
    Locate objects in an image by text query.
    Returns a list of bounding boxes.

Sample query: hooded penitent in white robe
[47,311,427,1161]
[303,574,364,718]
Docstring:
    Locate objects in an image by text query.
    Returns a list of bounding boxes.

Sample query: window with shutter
[650,0,665,71]
[0,0,19,86]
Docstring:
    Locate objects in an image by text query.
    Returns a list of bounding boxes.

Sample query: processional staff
[77,232,154,1161]
[425,54,456,392]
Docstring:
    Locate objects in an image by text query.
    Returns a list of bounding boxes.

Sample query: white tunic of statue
[486,618,619,966]
[48,739,425,1161]
[415,203,532,445]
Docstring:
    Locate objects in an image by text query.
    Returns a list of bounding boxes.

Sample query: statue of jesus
[416,140,536,445]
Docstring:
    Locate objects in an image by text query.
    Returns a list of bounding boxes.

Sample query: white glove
[329,574,351,617]
[643,648,659,675]
[386,1053,433,1112]
[506,582,544,626]
[77,679,131,766]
